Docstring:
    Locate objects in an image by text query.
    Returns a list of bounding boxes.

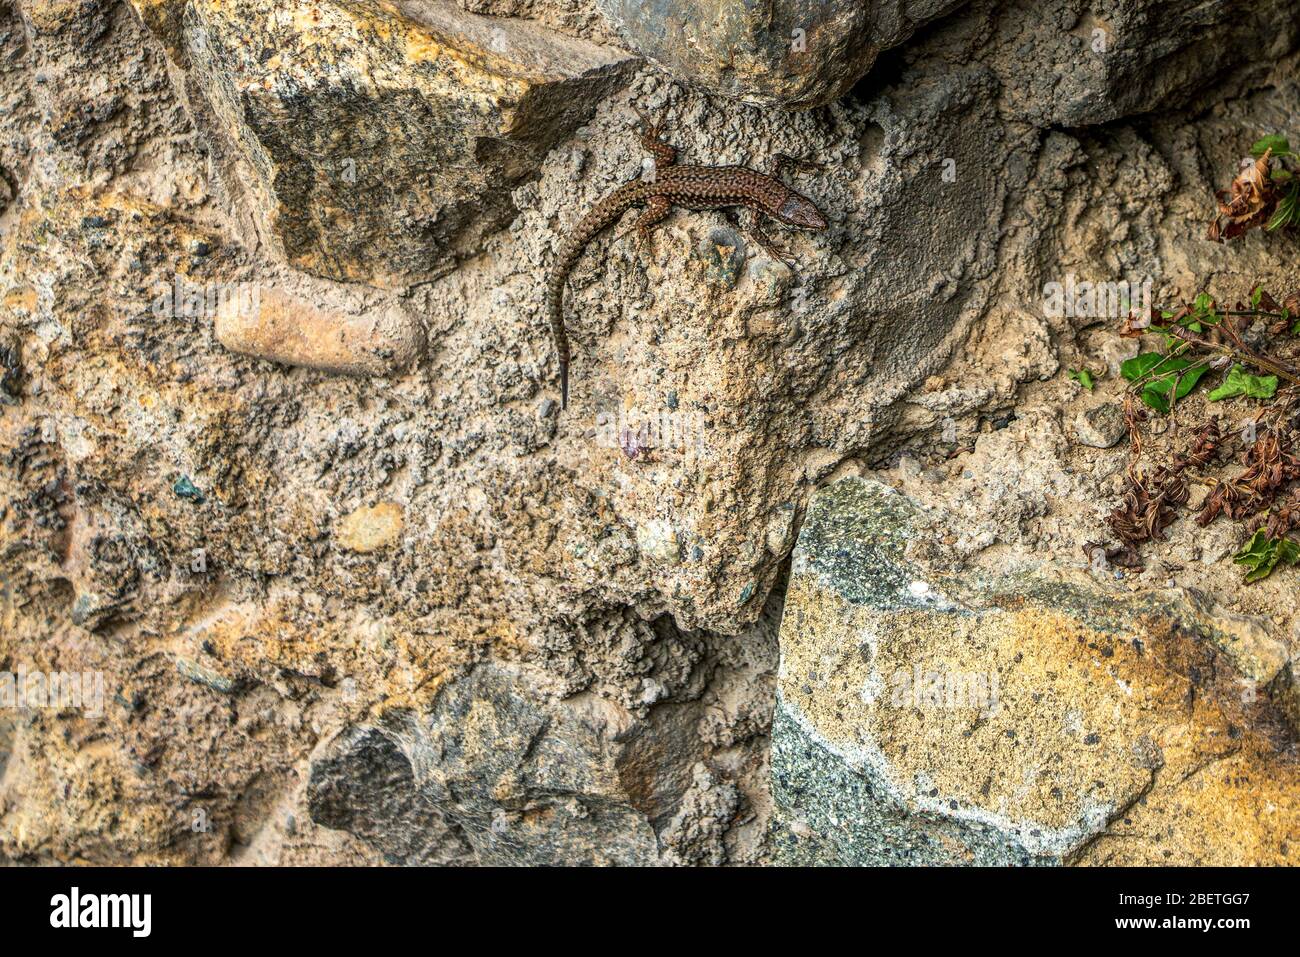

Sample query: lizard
[545,109,829,408]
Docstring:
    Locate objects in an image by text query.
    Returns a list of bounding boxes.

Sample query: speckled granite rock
[769,478,1300,865]
[129,0,638,286]
[594,0,966,109]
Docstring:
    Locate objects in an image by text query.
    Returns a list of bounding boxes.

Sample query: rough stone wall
[0,0,1297,864]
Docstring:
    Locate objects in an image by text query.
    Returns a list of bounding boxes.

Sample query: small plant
[1068,368,1095,390]
[1115,290,1295,414]
[1208,136,1300,240]
[1085,287,1300,582]
[1232,528,1300,583]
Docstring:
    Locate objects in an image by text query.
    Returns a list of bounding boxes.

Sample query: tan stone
[337,502,405,553]
[214,287,424,376]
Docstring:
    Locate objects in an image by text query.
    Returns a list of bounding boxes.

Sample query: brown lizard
[546,110,829,408]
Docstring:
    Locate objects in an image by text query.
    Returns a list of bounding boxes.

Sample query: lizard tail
[546,181,648,409]
[546,271,571,409]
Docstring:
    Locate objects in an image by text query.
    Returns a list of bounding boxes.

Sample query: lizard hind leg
[631,105,678,168]
[613,195,671,255]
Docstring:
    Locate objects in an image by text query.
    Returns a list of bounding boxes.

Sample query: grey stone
[696,227,747,287]
[309,663,671,865]
[1073,401,1127,448]
[307,726,474,865]
[595,0,966,109]
[984,0,1300,127]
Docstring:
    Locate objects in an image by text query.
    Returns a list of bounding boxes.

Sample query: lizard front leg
[737,207,797,269]
[769,153,823,181]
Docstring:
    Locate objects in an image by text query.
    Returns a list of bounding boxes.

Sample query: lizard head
[774,189,828,230]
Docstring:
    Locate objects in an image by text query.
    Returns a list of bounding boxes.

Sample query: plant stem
[1168,329,1300,386]
[1220,309,1288,320]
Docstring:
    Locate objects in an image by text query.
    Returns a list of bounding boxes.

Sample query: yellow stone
[337,502,404,553]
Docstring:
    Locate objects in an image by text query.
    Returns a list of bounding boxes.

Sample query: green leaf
[1069,368,1095,390]
[1251,286,1264,309]
[1139,388,1168,414]
[1233,530,1274,582]
[1139,363,1209,414]
[1267,182,1300,232]
[1120,353,1209,413]
[1120,352,1169,381]
[1237,529,1272,560]
[1181,293,1221,331]
[1208,364,1278,402]
[1251,135,1293,158]
[1233,530,1300,583]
